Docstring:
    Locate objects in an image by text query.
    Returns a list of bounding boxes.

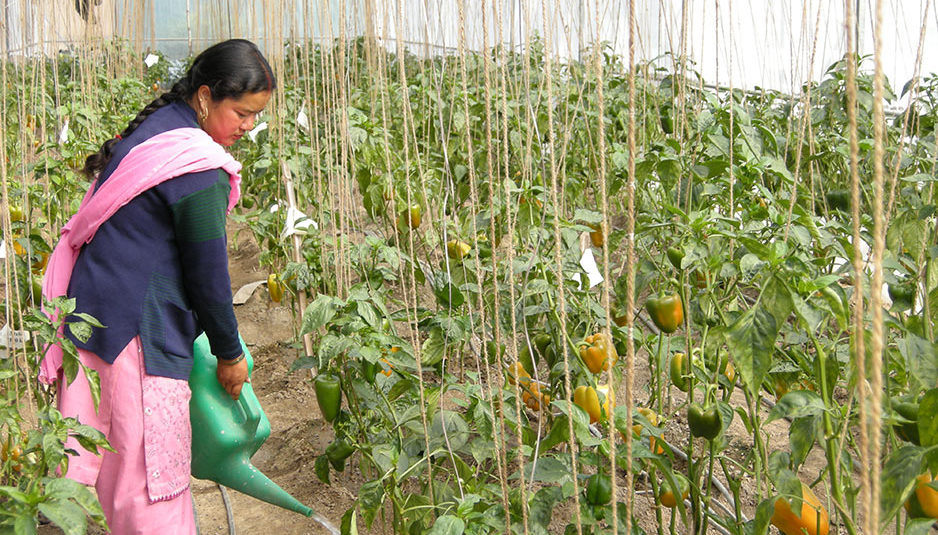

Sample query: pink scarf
[39,127,242,384]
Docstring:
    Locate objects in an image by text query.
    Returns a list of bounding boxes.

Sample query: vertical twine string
[534,0,585,534]
[369,3,399,290]
[0,0,23,404]
[922,9,938,342]
[478,0,512,524]
[336,0,356,300]
[884,0,930,225]
[586,0,621,531]
[844,11,870,525]
[335,8,352,298]
[806,106,819,216]
[445,0,480,502]
[727,0,735,225]
[323,1,345,297]
[508,0,538,531]
[493,1,521,531]
[417,0,462,499]
[624,0,639,533]
[783,0,822,243]
[482,0,512,529]
[677,0,688,138]
[300,2,322,251]
[317,4,346,299]
[42,0,58,231]
[867,0,887,532]
[392,0,436,510]
[369,13,421,527]
[318,2,339,295]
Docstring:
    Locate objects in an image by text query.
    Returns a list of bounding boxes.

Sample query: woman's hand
[216,355,250,400]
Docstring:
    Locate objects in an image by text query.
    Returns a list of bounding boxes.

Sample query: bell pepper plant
[645,292,684,333]
[687,402,722,440]
[579,332,617,374]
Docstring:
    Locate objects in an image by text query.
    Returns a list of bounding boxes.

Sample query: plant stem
[808,331,859,535]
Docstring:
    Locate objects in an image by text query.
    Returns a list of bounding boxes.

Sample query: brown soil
[39,222,827,535]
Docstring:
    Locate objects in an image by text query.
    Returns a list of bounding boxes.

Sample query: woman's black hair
[82,39,276,178]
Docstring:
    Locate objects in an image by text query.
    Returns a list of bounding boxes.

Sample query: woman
[39,39,275,533]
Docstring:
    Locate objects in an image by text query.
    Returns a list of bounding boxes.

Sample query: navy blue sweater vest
[66,101,242,379]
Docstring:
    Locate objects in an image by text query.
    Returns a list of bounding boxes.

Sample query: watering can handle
[236,388,262,436]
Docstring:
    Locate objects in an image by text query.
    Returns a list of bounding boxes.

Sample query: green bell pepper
[687,402,722,440]
[314,373,342,423]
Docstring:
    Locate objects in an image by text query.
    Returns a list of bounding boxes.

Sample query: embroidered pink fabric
[141,367,193,502]
[38,127,242,384]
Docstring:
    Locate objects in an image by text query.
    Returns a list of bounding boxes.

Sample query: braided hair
[82,39,276,179]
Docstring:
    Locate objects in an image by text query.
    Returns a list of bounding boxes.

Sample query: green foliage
[0,302,110,532]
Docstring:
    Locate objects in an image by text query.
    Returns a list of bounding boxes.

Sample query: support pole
[280,162,316,373]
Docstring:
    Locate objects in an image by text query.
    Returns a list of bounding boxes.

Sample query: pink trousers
[57,337,196,534]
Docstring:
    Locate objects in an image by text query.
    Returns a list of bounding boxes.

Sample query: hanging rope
[843,1,871,532]
[884,0,931,225]
[478,1,512,526]
[586,0,619,526]
[492,1,522,531]
[451,0,486,504]
[621,0,640,532]
[390,0,437,513]
[531,0,584,533]
[0,0,23,406]
[783,0,823,243]
[334,1,356,300]
[866,0,888,532]
[726,0,735,225]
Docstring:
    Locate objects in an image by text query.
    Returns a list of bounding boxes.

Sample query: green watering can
[189,334,312,517]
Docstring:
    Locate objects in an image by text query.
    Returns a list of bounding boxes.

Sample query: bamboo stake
[280,161,315,371]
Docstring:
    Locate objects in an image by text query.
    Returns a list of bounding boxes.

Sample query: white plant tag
[281,205,318,239]
[297,109,310,132]
[579,248,603,288]
[0,324,31,359]
[248,121,268,141]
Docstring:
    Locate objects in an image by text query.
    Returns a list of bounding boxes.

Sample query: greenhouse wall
[3,1,937,92]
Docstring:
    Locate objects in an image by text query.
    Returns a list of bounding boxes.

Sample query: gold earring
[198,100,208,124]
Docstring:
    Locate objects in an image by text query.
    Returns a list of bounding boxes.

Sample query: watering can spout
[189,334,313,517]
[213,461,313,516]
